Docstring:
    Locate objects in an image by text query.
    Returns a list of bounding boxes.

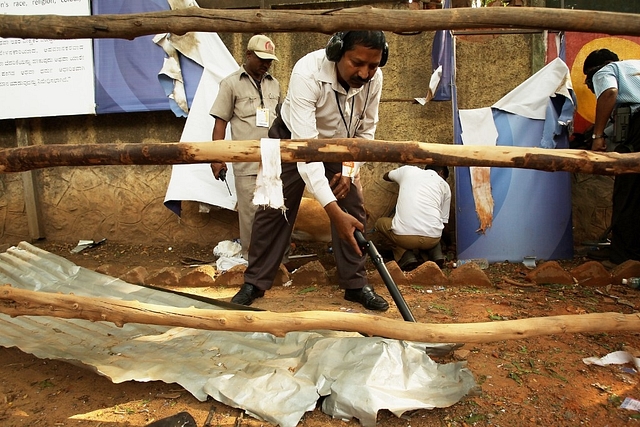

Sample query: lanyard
[334,91,355,138]
[248,74,265,108]
[254,79,264,108]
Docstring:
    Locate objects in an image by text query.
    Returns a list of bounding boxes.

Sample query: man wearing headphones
[583,48,640,265]
[232,31,390,310]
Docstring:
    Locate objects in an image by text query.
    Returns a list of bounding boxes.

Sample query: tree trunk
[1,286,639,343]
[0,7,639,40]
[1,139,639,175]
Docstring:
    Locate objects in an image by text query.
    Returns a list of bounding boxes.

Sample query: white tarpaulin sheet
[160,30,240,214]
[0,242,476,426]
[161,0,241,214]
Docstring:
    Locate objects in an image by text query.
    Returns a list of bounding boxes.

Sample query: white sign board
[0,1,95,119]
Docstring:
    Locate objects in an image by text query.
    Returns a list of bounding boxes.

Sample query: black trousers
[244,162,368,290]
[610,110,640,264]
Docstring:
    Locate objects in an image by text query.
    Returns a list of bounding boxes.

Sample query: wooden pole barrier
[0,7,639,40]
[0,286,638,343]
[1,139,639,175]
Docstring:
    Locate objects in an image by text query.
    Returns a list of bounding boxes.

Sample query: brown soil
[1,240,639,427]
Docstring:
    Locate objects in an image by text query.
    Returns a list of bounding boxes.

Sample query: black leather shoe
[344,285,389,311]
[231,283,265,306]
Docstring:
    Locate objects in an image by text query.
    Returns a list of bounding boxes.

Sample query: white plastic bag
[216,256,248,272]
[213,240,242,258]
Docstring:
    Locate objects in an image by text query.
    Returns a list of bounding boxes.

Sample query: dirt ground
[1,239,640,427]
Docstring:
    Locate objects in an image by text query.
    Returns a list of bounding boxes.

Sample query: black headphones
[325,31,388,67]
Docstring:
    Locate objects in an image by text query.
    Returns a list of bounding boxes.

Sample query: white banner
[0,0,95,119]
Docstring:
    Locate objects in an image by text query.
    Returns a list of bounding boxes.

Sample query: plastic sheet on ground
[583,350,640,370]
[0,242,477,427]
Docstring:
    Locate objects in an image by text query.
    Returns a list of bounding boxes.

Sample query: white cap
[247,34,278,61]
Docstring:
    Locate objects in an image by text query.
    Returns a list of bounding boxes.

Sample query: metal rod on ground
[353,229,416,322]
[203,405,216,427]
[134,282,264,312]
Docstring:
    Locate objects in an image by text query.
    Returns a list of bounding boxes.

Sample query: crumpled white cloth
[213,240,242,258]
[253,138,285,211]
[492,57,573,120]
[213,240,247,272]
[426,64,443,102]
[153,33,189,114]
[216,256,248,272]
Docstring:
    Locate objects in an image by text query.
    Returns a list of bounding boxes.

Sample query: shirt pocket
[235,96,259,119]
[264,92,280,111]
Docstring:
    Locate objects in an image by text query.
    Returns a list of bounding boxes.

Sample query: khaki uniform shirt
[210,65,280,175]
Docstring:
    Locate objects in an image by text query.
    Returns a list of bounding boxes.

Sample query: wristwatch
[591,134,606,139]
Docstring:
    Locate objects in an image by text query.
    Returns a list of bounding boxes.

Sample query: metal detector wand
[219,168,232,196]
[353,228,416,322]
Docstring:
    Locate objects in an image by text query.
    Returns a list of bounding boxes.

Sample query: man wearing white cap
[210,34,280,260]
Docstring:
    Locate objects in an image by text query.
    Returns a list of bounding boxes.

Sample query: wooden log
[0,7,639,40]
[0,286,638,343]
[1,139,639,175]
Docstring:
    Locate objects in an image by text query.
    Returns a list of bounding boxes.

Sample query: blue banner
[455,111,574,262]
[92,0,202,115]
[454,58,575,263]
[430,0,452,101]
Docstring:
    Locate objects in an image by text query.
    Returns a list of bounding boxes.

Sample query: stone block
[448,263,492,287]
[525,261,574,285]
[146,267,182,287]
[406,261,449,287]
[570,261,611,287]
[95,263,125,278]
[214,264,246,288]
[611,260,640,286]
[453,349,471,361]
[292,260,327,287]
[179,265,217,288]
[367,260,409,287]
[120,266,149,285]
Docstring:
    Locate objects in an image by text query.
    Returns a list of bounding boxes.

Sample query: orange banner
[563,33,640,134]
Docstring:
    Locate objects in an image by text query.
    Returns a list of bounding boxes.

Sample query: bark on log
[0,7,639,40]
[1,139,639,175]
[1,286,638,343]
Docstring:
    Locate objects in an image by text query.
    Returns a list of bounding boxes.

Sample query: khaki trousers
[234,174,258,260]
[375,217,440,262]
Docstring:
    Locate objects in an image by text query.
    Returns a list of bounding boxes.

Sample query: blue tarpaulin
[455,58,575,262]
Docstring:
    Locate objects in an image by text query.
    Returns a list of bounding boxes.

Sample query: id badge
[256,108,270,127]
[342,161,356,178]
